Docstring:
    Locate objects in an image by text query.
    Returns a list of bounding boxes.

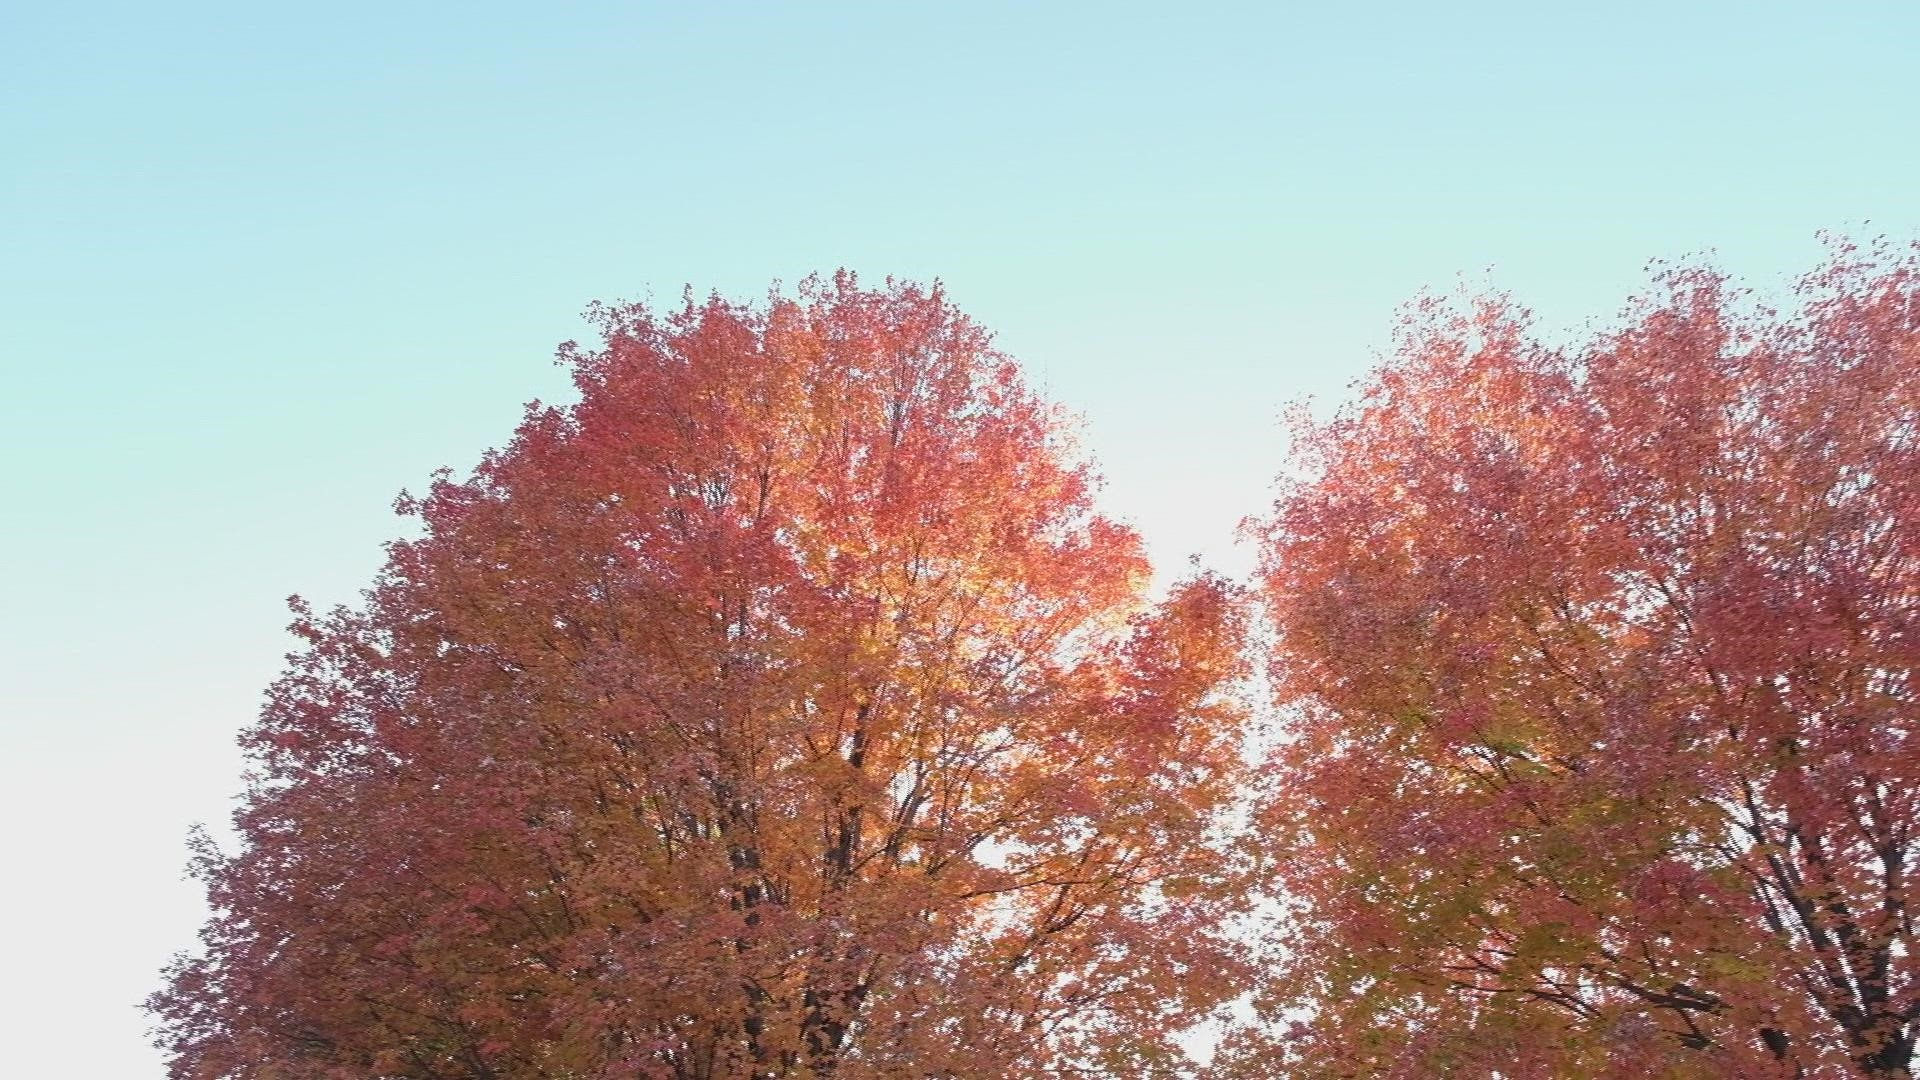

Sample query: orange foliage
[150,275,1251,1078]
[1243,244,1920,1077]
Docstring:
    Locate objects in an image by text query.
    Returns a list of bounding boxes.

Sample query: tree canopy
[150,275,1252,1079]
[1244,245,1920,1077]
[153,245,1920,1079]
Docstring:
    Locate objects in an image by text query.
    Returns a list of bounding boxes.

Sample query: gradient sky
[4,2,1916,1073]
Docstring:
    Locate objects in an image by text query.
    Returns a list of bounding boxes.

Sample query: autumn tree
[1242,244,1920,1077]
[150,274,1252,1079]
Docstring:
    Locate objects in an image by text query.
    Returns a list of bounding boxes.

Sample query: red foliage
[149,275,1252,1078]
[1245,243,1920,1077]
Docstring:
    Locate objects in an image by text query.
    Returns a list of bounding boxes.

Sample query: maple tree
[150,274,1253,1079]
[1239,243,1920,1077]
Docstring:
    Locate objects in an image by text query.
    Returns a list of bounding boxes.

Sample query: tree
[1243,244,1920,1077]
[150,274,1252,1079]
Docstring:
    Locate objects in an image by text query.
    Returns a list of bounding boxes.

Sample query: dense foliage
[156,246,1920,1078]
[1245,246,1920,1077]
[150,276,1252,1078]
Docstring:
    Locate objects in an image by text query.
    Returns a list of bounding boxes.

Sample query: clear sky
[3,2,1915,1073]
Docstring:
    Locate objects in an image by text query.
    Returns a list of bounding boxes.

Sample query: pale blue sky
[3,2,1915,1073]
